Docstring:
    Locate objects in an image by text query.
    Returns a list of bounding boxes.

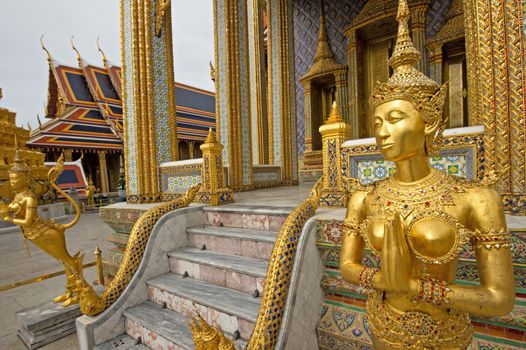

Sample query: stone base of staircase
[89,204,293,350]
[16,301,81,350]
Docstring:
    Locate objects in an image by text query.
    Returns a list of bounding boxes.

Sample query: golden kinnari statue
[0,149,85,306]
[339,1,515,349]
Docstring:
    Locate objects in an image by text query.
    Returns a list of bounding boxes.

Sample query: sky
[0,0,215,129]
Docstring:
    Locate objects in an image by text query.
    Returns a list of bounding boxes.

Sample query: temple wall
[292,0,454,155]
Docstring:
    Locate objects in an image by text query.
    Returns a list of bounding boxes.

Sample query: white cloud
[0,0,214,129]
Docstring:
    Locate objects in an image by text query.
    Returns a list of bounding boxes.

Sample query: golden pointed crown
[9,135,31,175]
[369,0,448,155]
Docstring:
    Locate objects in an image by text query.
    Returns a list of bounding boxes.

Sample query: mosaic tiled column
[428,45,443,83]
[247,0,269,165]
[213,0,253,190]
[301,83,313,153]
[464,0,526,213]
[319,102,351,207]
[197,129,233,206]
[121,0,178,203]
[267,0,298,185]
[345,31,364,140]
[410,5,428,73]
[335,72,350,125]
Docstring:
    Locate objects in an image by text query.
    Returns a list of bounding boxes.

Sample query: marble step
[168,247,267,294]
[146,272,260,339]
[94,333,145,350]
[187,225,277,260]
[124,301,195,350]
[203,204,292,231]
[124,301,248,350]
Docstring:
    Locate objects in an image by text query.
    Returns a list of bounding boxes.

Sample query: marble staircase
[95,205,291,350]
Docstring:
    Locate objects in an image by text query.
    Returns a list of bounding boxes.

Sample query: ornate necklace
[370,168,462,218]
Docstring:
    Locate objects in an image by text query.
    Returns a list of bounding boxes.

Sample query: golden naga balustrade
[78,184,201,316]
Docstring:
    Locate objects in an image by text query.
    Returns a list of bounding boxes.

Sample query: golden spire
[70,36,83,68]
[326,100,343,124]
[10,134,30,174]
[40,35,52,63]
[312,1,334,64]
[97,37,108,67]
[388,0,420,70]
[205,128,218,143]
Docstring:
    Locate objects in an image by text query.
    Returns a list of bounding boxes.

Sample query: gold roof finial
[97,37,108,67]
[37,113,42,128]
[40,35,52,63]
[313,0,333,63]
[70,36,83,67]
[209,61,216,82]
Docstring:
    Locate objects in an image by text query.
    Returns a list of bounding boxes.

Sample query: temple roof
[29,46,215,151]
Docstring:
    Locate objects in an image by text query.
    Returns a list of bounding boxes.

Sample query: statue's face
[373,100,426,162]
[9,172,29,191]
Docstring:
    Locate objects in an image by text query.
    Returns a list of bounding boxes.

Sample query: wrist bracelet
[414,275,451,305]
[359,267,378,290]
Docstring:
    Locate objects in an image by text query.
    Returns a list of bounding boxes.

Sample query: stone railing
[159,158,203,197]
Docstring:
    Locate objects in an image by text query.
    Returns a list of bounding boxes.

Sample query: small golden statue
[85,177,97,207]
[0,149,85,306]
[339,1,515,349]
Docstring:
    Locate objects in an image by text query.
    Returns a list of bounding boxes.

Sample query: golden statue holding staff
[0,149,85,306]
[339,1,515,349]
[85,177,97,207]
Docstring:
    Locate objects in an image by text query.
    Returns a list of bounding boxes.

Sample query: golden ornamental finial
[312,0,333,63]
[10,134,31,175]
[388,0,420,70]
[40,35,52,63]
[37,114,42,128]
[326,100,343,124]
[70,36,83,67]
[205,128,218,143]
[97,37,108,66]
[210,61,216,82]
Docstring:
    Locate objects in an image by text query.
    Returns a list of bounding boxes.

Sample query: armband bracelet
[359,267,378,290]
[343,219,361,237]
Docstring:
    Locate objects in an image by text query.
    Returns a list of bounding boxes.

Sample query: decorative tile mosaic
[355,153,469,185]
[247,0,260,165]
[215,0,229,164]
[123,0,138,194]
[270,0,282,165]
[237,0,253,186]
[166,174,202,193]
[253,166,281,183]
[317,301,372,349]
[151,3,172,164]
[342,132,484,188]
